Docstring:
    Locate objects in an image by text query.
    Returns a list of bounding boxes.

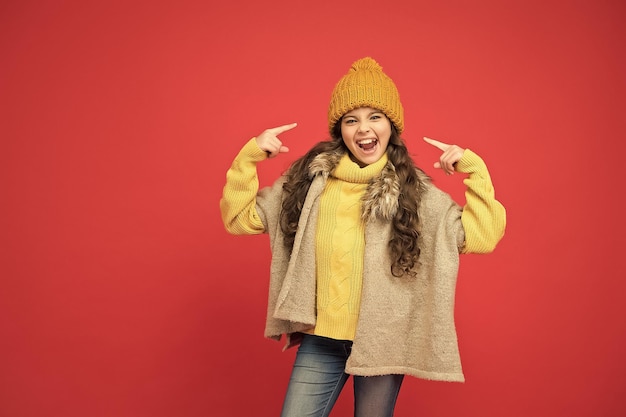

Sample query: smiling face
[340,107,392,167]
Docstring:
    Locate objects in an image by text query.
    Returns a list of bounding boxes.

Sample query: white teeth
[357,139,375,145]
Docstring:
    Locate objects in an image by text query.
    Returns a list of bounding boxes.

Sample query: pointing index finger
[423,137,449,151]
[269,123,298,135]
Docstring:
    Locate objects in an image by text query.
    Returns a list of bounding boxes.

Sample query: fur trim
[362,162,400,221]
[308,148,344,180]
[307,150,430,222]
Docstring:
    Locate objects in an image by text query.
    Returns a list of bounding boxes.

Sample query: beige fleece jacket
[220,138,506,382]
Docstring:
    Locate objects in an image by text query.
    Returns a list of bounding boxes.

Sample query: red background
[2,1,625,416]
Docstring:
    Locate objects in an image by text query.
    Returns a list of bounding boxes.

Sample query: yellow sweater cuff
[219,138,267,234]
[457,150,506,253]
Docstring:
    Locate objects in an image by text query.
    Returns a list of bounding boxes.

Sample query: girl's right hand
[255,123,297,158]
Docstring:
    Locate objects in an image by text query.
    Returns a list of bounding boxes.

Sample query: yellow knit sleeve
[219,138,268,235]
[455,149,506,253]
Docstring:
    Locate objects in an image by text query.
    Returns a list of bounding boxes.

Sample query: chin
[359,154,382,166]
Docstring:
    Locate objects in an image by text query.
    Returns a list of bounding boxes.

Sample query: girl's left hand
[423,137,465,175]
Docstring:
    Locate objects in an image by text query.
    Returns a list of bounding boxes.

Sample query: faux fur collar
[308,149,430,222]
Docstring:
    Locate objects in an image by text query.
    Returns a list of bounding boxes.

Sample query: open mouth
[357,138,378,151]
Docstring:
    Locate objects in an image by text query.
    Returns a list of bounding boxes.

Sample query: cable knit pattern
[313,154,389,341]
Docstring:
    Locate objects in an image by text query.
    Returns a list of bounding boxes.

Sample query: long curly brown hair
[279,122,424,277]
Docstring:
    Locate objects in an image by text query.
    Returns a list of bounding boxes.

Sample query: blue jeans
[281,334,404,417]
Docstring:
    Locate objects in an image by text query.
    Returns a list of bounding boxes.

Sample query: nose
[357,121,370,133]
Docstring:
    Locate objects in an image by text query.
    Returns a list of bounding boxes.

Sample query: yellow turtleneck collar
[332,153,389,184]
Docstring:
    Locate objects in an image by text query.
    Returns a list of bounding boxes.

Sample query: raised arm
[219,123,297,235]
[423,137,506,253]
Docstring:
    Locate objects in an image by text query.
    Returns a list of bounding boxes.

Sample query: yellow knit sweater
[220,138,506,344]
[312,153,389,341]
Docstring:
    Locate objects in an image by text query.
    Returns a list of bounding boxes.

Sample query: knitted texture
[313,153,389,341]
[220,141,506,381]
[328,57,404,134]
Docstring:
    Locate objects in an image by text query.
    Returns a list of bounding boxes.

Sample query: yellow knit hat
[328,57,404,134]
